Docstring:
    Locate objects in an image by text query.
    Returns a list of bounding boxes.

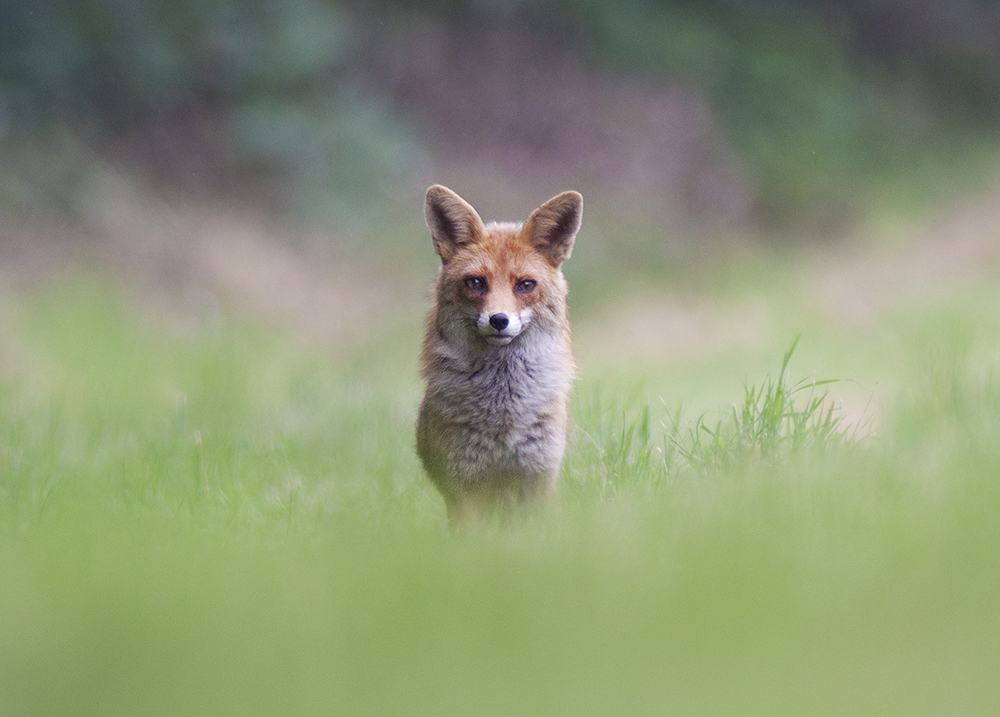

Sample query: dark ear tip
[551,191,583,220]
[426,184,451,201]
[554,191,583,229]
[557,190,583,206]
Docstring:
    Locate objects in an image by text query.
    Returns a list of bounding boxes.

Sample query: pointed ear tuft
[524,191,582,267]
[424,185,485,264]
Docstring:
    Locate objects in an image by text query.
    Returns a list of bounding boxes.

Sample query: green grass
[2,273,1000,716]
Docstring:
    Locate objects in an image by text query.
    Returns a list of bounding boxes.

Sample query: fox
[416,185,583,527]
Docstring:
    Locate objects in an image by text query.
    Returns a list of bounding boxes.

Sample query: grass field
[2,222,1000,715]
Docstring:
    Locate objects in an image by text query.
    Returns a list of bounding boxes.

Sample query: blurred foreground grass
[2,267,1000,716]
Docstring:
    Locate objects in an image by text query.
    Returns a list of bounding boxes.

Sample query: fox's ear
[425,185,485,264]
[524,191,583,267]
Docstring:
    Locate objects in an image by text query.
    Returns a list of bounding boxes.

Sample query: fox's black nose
[489,313,509,331]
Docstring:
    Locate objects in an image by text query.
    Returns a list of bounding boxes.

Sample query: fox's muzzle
[477,309,531,345]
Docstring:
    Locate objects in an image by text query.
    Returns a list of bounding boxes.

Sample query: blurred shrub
[522,0,1000,225]
[0,0,422,221]
[2,0,999,228]
[2,0,354,128]
[397,0,1000,225]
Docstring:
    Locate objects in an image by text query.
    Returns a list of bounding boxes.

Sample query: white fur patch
[477,307,533,345]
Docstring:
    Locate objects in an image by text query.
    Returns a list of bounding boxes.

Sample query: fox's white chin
[476,308,532,346]
[484,334,516,346]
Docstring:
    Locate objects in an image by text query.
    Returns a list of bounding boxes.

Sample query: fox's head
[425,185,583,346]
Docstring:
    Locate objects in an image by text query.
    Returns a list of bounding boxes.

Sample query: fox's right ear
[425,185,485,264]
[524,190,583,267]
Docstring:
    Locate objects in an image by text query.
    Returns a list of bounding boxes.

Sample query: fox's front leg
[444,493,485,530]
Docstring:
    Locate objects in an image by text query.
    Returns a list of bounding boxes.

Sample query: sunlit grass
[2,276,1000,716]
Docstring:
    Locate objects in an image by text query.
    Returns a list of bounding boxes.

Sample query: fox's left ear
[524,191,583,267]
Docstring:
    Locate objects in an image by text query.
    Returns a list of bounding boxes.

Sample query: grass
[2,271,1000,716]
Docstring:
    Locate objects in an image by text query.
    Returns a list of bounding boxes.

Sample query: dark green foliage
[0,0,420,218]
[2,0,999,226]
[2,0,352,124]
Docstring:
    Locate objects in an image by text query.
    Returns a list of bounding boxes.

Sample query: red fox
[416,185,583,527]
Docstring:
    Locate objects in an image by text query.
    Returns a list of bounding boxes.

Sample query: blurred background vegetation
[2,0,1000,236]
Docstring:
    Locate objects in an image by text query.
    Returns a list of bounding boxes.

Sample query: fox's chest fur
[419,328,572,483]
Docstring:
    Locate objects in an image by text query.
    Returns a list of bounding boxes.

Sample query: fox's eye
[465,276,486,291]
[515,279,537,294]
